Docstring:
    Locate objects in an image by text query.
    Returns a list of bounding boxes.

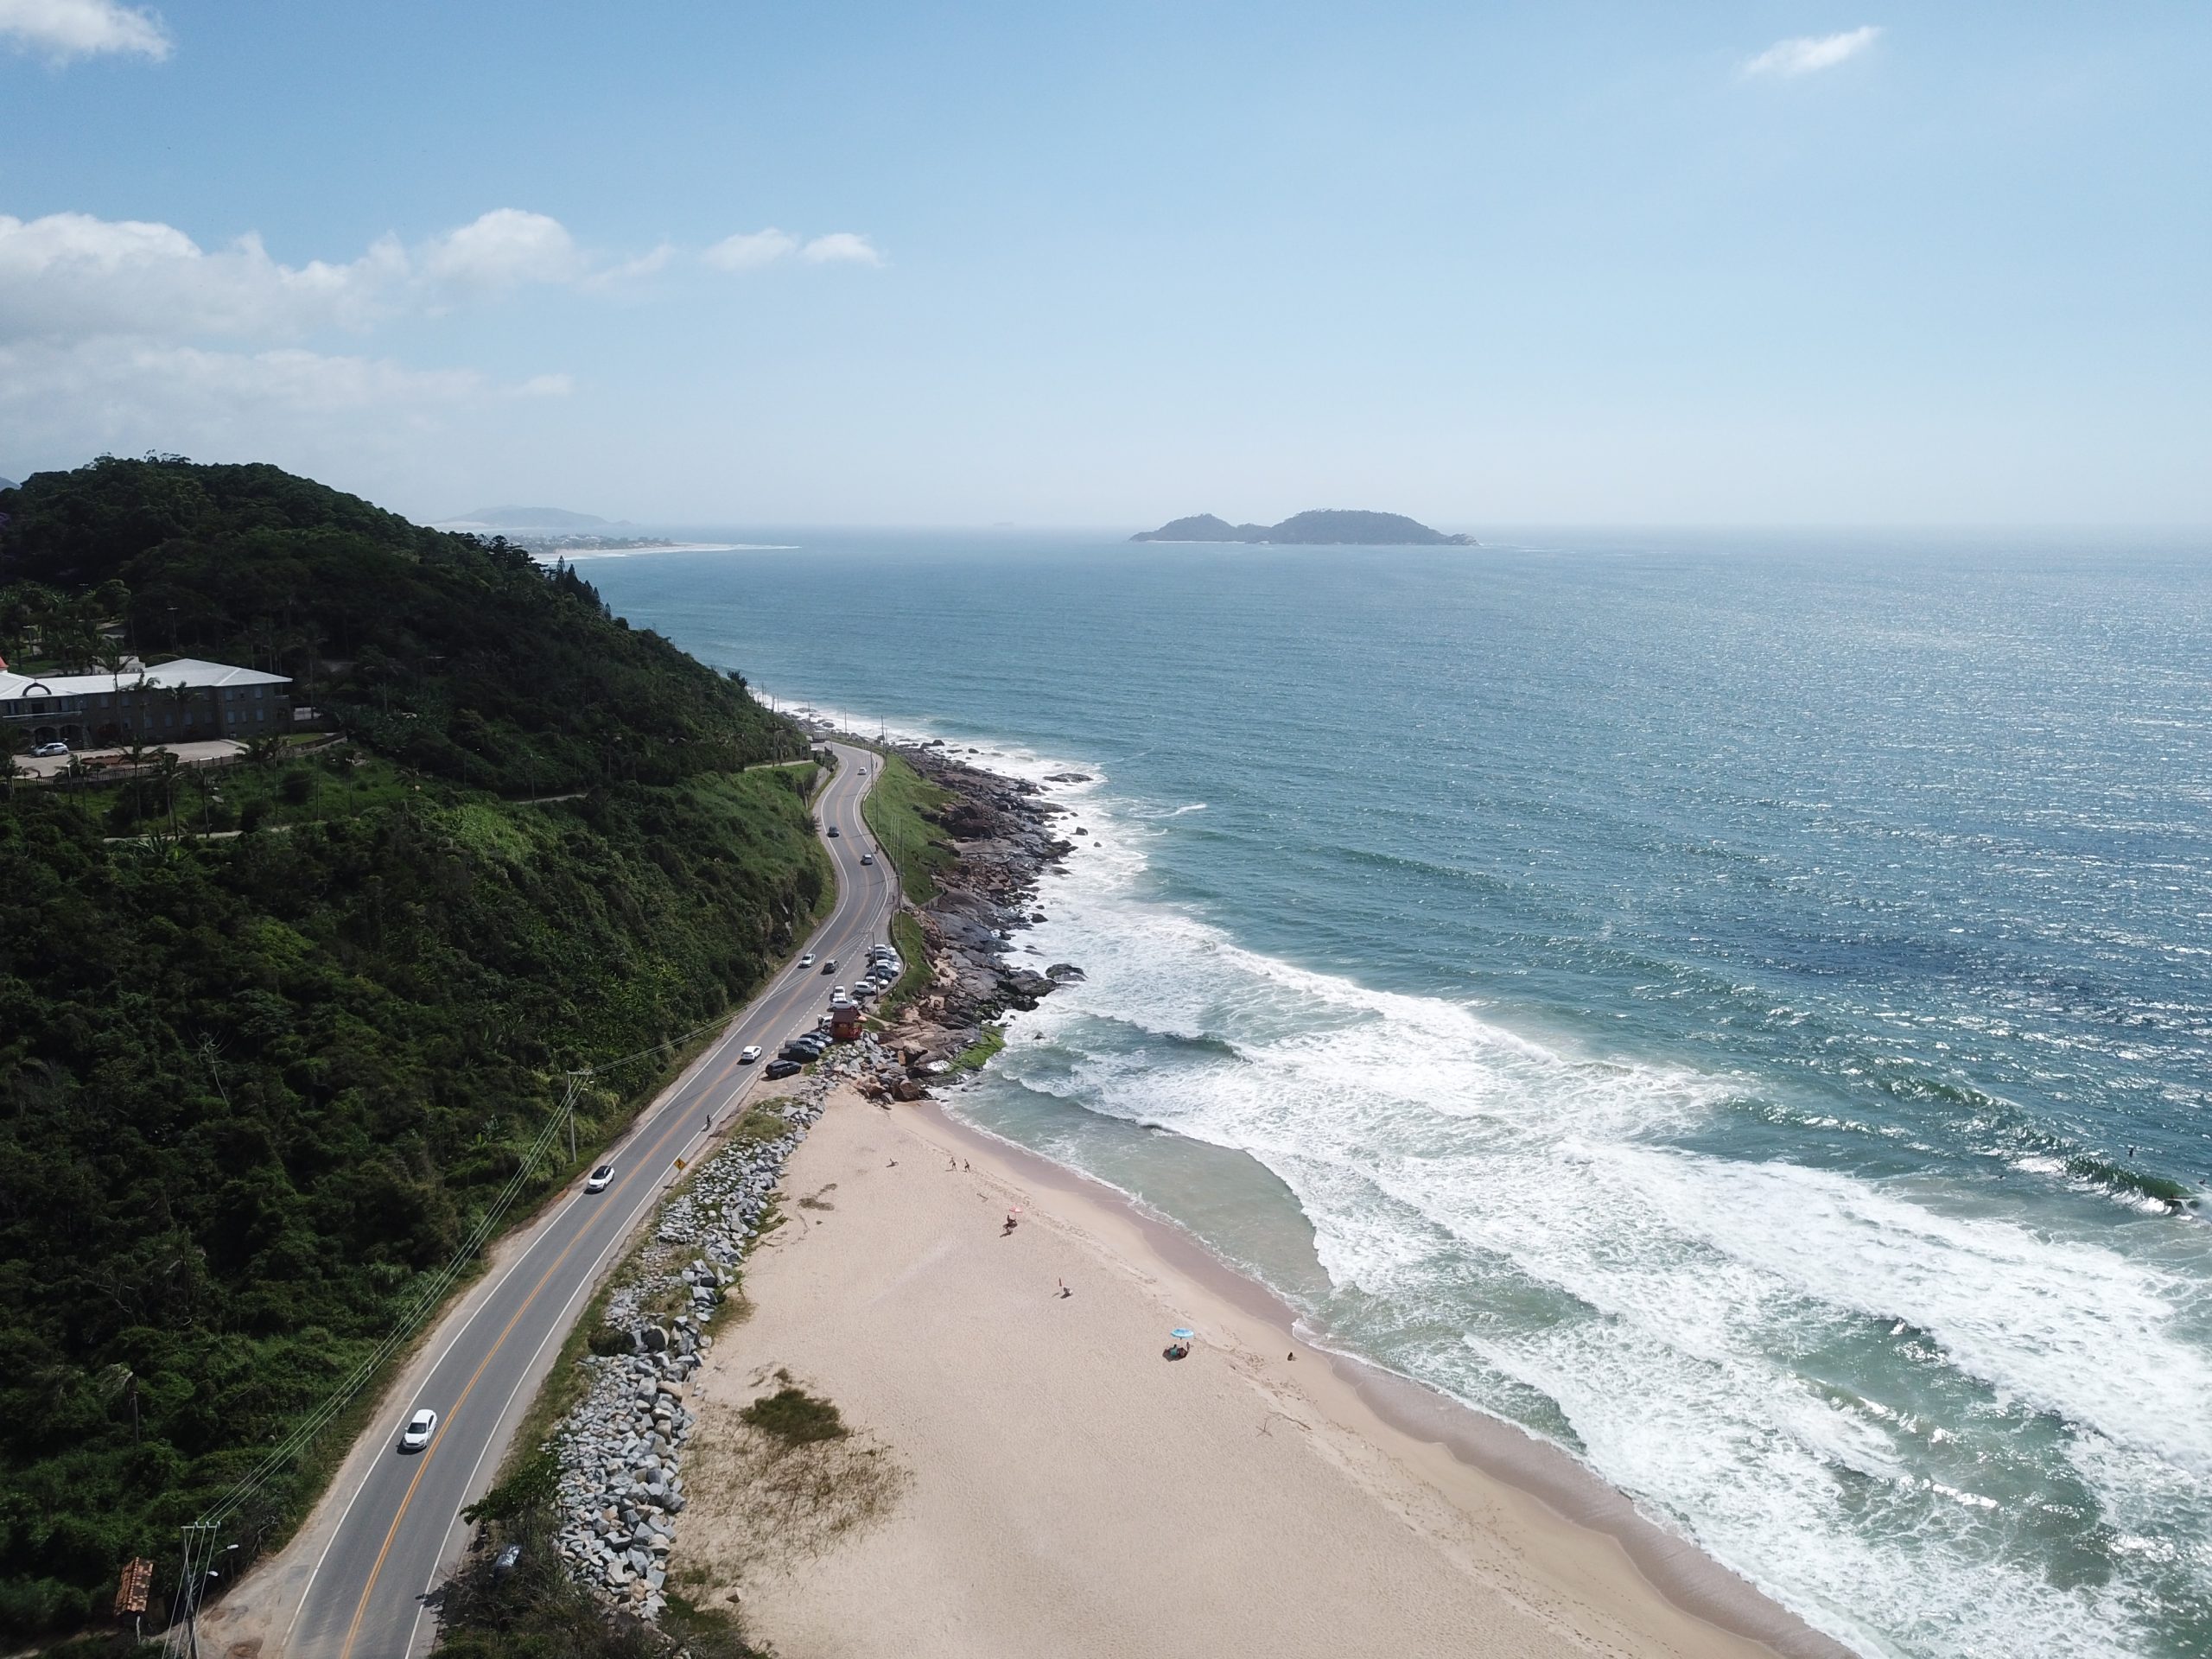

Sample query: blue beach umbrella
[1171,1328,1195,1342]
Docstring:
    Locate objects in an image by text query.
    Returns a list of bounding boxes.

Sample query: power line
[168,1014,758,1642]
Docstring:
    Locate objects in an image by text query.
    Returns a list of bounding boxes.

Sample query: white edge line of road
[283,754,878,1656]
[400,755,890,1648]
[283,1006,755,1657]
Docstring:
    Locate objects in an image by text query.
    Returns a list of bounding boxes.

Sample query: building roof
[0,657,291,701]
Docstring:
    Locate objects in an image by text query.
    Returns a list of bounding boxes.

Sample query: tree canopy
[0,458,827,1637]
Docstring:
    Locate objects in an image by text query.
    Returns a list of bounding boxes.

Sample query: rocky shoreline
[536,741,1083,1623]
[865,740,1084,1075]
[545,1076,832,1618]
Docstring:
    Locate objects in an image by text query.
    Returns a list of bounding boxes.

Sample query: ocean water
[578,530,2212,1659]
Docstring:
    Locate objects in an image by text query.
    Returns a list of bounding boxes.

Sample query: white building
[0,658,293,748]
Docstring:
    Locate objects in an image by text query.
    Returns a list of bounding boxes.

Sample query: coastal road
[279,741,894,1659]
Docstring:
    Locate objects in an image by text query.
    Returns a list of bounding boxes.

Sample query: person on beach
[1058,1278,1071,1298]
[1003,1207,1020,1233]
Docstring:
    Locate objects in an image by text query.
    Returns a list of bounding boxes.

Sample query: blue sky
[3,1,2207,525]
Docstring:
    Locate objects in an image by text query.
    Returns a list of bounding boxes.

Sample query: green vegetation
[0,459,830,1638]
[738,1385,848,1446]
[432,1456,762,1659]
[859,750,955,902]
[950,1022,1007,1072]
[2,456,810,790]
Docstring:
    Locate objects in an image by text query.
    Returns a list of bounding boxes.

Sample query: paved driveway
[15,737,247,779]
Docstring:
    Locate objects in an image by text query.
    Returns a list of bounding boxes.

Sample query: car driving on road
[584,1165,614,1193]
[400,1408,438,1452]
[739,1044,762,1064]
[799,952,815,967]
[827,824,839,836]
[860,852,874,865]
[820,958,836,974]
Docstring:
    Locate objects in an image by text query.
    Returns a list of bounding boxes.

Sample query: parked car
[765,1059,801,1079]
[738,1044,762,1064]
[31,741,68,757]
[401,1408,438,1452]
[584,1164,614,1193]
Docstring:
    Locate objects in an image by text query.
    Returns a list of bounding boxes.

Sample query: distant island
[1132,509,1474,546]
[447,505,615,530]
[0,476,17,494]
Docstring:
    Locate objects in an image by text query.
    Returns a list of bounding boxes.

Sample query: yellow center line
[339,773,872,1657]
[335,1038,747,1658]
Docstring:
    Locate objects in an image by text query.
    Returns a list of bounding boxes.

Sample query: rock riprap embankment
[546,1073,830,1620]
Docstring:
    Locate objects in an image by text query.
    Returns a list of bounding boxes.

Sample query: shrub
[739,1387,846,1446]
[279,769,314,805]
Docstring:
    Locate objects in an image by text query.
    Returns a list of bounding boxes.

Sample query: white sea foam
[938,750,2212,1659]
[808,709,2211,1657]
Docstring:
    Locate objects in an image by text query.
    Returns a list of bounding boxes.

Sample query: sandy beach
[671,1086,1847,1659]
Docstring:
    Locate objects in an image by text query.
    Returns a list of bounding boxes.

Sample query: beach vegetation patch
[740,1386,847,1446]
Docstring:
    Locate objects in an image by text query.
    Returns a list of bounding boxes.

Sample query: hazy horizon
[6,2,2210,527]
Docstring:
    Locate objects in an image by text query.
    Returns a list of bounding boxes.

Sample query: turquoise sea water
[581,531,2212,1659]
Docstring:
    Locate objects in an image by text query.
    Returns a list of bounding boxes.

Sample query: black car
[827,825,839,837]
[765,1059,802,1079]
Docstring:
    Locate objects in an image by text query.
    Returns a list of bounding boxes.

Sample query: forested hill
[0,459,829,1638]
[2,457,796,791]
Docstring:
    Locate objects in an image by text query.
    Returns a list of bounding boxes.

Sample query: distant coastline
[1133,508,1475,546]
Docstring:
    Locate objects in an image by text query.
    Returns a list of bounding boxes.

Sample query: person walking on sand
[1003,1206,1020,1234]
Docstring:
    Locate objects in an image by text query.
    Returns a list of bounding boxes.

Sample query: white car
[401,1408,438,1452]
[584,1164,614,1193]
[31,741,68,757]
[798,953,816,968]
[860,852,874,865]
[739,1044,762,1064]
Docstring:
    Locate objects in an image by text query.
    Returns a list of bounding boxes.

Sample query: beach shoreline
[672,1078,1856,1659]
[780,735,1858,1659]
[915,1091,1858,1659]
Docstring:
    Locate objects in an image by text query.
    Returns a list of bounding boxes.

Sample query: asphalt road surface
[283,741,894,1659]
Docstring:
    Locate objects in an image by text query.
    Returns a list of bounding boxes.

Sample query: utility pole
[166,1523,220,1659]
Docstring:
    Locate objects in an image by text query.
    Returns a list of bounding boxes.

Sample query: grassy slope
[857,751,956,903]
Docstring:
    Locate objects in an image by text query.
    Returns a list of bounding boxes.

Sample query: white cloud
[583,242,675,292]
[702,228,799,271]
[0,208,624,344]
[1743,25,1881,79]
[0,0,170,61]
[702,227,884,271]
[0,212,405,340]
[800,232,883,266]
[421,208,581,292]
[518,372,574,397]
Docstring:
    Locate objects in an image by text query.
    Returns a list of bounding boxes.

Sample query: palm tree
[158,678,202,741]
